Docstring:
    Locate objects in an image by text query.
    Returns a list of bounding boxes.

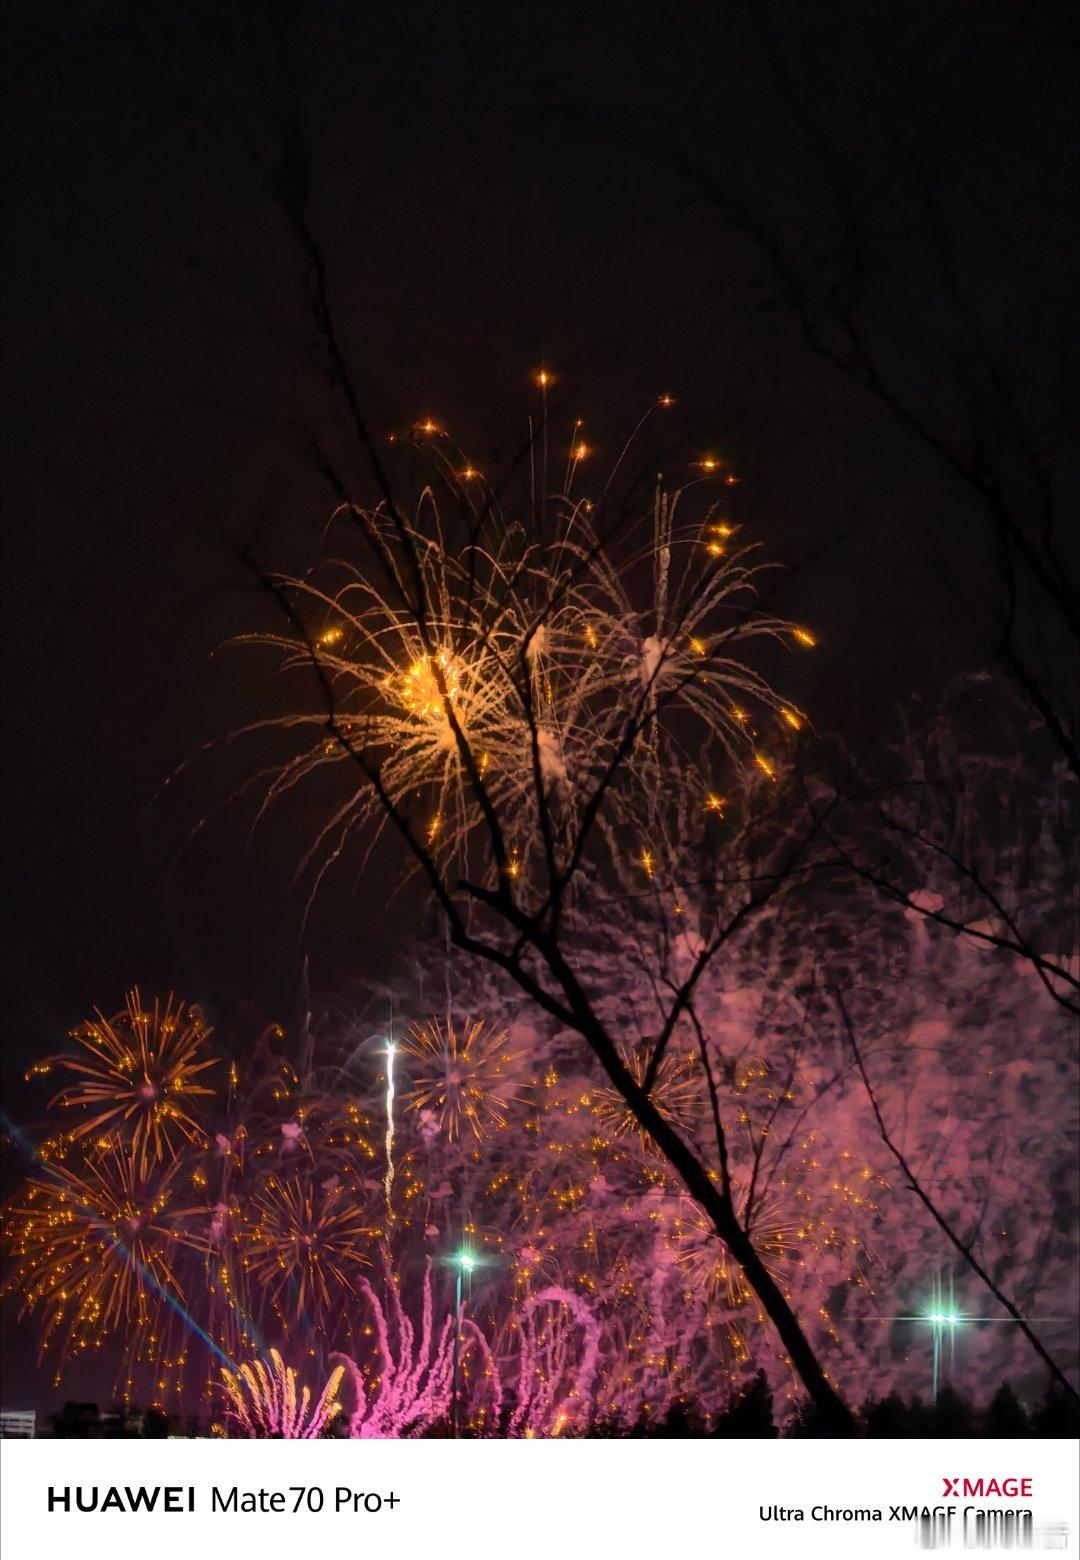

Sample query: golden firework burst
[41,989,217,1174]
[2,1140,200,1359]
[241,1172,379,1328]
[592,1040,703,1143]
[402,1017,523,1142]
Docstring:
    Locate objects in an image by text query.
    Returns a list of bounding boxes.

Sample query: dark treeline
[595,1377,1080,1440]
[30,1378,1080,1440]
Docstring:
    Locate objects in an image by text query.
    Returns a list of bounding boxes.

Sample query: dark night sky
[2,0,1076,1122]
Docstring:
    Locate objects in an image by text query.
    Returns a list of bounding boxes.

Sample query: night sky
[2,1,1076,1400]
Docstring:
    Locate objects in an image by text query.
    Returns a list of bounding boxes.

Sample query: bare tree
[227,136,863,1431]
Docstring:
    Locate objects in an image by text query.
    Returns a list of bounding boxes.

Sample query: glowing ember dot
[658,394,674,406]
[318,626,343,647]
[535,369,553,387]
[640,848,655,878]
[754,753,777,780]
[460,467,481,481]
[571,443,589,461]
[704,793,726,814]
[393,650,463,725]
[780,708,803,730]
[793,627,817,647]
[698,456,720,471]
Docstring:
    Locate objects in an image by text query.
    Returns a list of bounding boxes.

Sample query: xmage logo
[941,1476,1032,1499]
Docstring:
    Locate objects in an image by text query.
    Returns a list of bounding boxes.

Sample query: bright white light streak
[383,1040,397,1221]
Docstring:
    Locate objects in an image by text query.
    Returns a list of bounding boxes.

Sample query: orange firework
[666,1188,806,1314]
[221,420,809,903]
[2,1140,199,1362]
[41,989,218,1174]
[591,1039,703,1144]
[240,1172,379,1328]
[402,1017,523,1142]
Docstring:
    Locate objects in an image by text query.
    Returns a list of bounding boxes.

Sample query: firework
[576,487,803,781]
[402,1016,523,1142]
[244,1098,379,1177]
[508,1287,601,1437]
[219,415,810,898]
[228,505,564,890]
[2,1140,201,1367]
[384,1040,397,1220]
[335,1259,502,1437]
[666,1187,806,1314]
[591,1037,704,1144]
[40,990,217,1175]
[240,1171,379,1329]
[220,1349,344,1438]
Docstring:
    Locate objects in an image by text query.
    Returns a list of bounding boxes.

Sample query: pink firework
[334,1258,502,1437]
[509,1286,602,1437]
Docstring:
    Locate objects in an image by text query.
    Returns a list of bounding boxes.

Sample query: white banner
[1,1436,1077,1558]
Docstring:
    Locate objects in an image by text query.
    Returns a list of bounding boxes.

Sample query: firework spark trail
[331,1258,502,1437]
[509,1286,602,1437]
[593,1036,702,1143]
[221,1349,344,1438]
[384,1039,397,1221]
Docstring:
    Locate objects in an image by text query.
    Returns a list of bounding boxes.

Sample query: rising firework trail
[384,1036,397,1223]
